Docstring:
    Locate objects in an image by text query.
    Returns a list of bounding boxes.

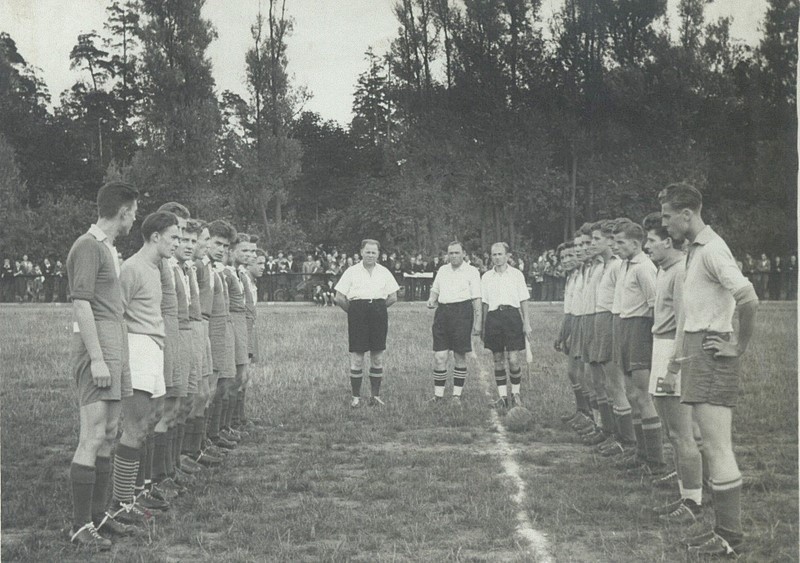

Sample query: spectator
[21,254,34,301]
[54,259,66,302]
[31,265,44,302]
[14,259,25,302]
[1,258,13,302]
[756,253,770,299]
[743,253,756,286]
[770,255,783,300]
[787,254,797,300]
[287,251,299,273]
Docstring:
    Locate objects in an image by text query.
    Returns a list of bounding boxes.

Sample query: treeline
[0,0,796,261]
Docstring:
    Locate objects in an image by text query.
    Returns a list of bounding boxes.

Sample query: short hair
[157,201,191,219]
[613,221,645,242]
[556,242,567,254]
[233,232,251,247]
[572,230,582,239]
[249,234,260,244]
[642,212,669,240]
[447,241,464,251]
[491,242,510,253]
[658,183,702,212]
[97,181,139,219]
[141,211,178,242]
[254,248,266,258]
[207,219,237,242]
[183,219,204,236]
[579,222,594,236]
[361,239,380,252]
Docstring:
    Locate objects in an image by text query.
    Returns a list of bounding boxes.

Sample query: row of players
[66,183,267,550]
[549,185,757,558]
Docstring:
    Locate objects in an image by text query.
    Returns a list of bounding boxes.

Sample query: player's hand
[662,371,678,394]
[91,359,111,388]
[523,325,532,339]
[702,334,739,358]
[426,299,437,309]
[472,325,482,337]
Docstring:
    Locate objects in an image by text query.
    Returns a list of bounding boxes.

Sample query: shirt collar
[659,253,683,271]
[88,224,110,243]
[628,251,647,265]
[693,225,715,246]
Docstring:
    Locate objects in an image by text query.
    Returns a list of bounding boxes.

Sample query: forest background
[0,0,796,260]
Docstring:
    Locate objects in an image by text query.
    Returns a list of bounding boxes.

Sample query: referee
[334,239,400,408]
[481,242,531,408]
[427,242,482,403]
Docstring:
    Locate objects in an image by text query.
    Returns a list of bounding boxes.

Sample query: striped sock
[70,463,95,530]
[712,476,743,536]
[453,367,466,396]
[495,369,507,397]
[350,369,363,397]
[112,444,140,506]
[92,456,112,520]
[642,416,664,465]
[509,368,521,395]
[369,367,383,397]
[433,369,447,398]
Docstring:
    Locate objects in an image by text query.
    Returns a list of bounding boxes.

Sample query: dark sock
[633,417,645,458]
[598,399,616,434]
[70,463,95,530]
[572,384,587,412]
[165,427,175,476]
[614,407,635,443]
[182,420,195,455]
[238,389,246,422]
[91,456,112,521]
[350,369,363,397]
[175,423,185,467]
[224,393,235,427]
[111,444,139,506]
[145,434,154,482]
[153,431,168,480]
[219,397,230,430]
[369,367,383,397]
[495,369,508,397]
[208,395,223,438]
[642,416,664,464]
[509,368,522,395]
[581,392,593,416]
[712,477,744,536]
[193,417,205,453]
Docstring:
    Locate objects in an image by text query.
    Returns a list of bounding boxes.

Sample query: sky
[3,0,768,127]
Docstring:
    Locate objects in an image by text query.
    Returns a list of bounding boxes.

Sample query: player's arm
[481,302,489,338]
[471,297,482,336]
[386,291,398,308]
[334,290,349,312]
[704,253,760,358]
[73,299,111,388]
[427,287,439,309]
[554,315,566,351]
[519,300,532,337]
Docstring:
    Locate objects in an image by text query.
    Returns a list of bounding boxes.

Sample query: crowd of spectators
[1,255,69,302]
[4,248,796,304]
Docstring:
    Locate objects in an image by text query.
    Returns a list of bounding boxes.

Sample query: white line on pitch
[474,354,553,563]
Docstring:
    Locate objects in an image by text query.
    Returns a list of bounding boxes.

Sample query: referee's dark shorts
[484,305,525,353]
[347,299,388,353]
[433,300,474,354]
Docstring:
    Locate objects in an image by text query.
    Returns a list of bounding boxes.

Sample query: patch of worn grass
[1,302,797,562]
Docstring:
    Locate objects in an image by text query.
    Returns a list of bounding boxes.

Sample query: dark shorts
[72,320,132,406]
[170,329,192,398]
[231,311,248,366]
[484,307,525,354]
[591,311,613,364]
[619,316,654,374]
[163,315,179,389]
[612,314,622,365]
[560,314,574,356]
[348,300,388,353]
[580,314,595,362]
[570,315,584,360]
[433,301,474,354]
[209,315,229,375]
[681,331,741,408]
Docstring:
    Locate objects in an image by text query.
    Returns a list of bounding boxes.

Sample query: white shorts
[128,333,166,398]
[649,337,682,397]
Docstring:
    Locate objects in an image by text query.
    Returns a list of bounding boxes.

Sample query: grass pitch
[1,302,797,562]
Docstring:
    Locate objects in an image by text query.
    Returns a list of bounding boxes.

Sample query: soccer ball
[504,406,534,432]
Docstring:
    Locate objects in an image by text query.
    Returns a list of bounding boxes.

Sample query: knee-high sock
[175,423,185,467]
[153,431,168,480]
[711,477,743,536]
[509,367,521,395]
[453,366,466,397]
[164,427,175,476]
[111,444,139,506]
[70,463,95,529]
[641,416,664,465]
[92,456,112,520]
[369,367,383,397]
[633,416,645,457]
[598,399,616,434]
[614,406,635,443]
[208,395,223,438]
[433,369,447,398]
[495,369,507,398]
[350,369,363,397]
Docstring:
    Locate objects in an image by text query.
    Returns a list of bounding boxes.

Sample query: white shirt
[431,263,481,304]
[480,266,530,311]
[335,262,399,300]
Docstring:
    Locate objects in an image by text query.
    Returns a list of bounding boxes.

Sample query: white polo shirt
[335,262,399,300]
[480,265,530,311]
[431,263,481,304]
